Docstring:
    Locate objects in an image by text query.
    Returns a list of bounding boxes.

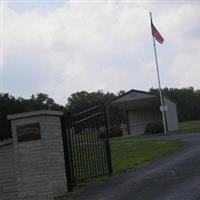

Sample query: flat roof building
[112,89,179,135]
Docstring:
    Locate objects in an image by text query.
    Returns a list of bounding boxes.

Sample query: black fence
[61,104,112,191]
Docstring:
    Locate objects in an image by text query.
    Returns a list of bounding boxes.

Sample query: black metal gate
[61,104,112,191]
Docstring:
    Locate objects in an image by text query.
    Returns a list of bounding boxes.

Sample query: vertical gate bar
[79,111,89,179]
[94,104,105,176]
[88,112,96,177]
[101,104,108,174]
[73,112,84,180]
[84,109,93,178]
[68,113,77,186]
[104,104,113,176]
[81,111,90,180]
[60,113,73,191]
[97,104,106,175]
[69,113,78,182]
[74,113,81,180]
[79,108,89,180]
[89,105,99,177]
[66,113,76,185]
[91,104,99,176]
[94,104,103,176]
[87,109,96,178]
[68,125,75,184]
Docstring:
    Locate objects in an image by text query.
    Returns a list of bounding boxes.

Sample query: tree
[0,93,64,141]
[66,90,126,126]
[66,90,116,111]
[149,87,200,121]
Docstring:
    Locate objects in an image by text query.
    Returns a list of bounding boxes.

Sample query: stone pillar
[7,110,67,200]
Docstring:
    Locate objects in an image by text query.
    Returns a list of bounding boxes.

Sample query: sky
[1,0,200,105]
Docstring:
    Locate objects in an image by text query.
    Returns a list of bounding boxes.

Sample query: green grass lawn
[179,120,200,132]
[55,137,183,200]
[111,138,183,174]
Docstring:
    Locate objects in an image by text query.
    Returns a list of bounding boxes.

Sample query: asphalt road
[75,132,200,200]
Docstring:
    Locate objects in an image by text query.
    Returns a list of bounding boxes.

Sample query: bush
[109,127,123,138]
[144,122,164,135]
[97,127,123,139]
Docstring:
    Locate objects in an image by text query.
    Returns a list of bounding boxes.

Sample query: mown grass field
[179,120,200,132]
[56,137,183,200]
[111,138,183,174]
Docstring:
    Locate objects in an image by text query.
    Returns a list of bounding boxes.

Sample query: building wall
[0,140,17,200]
[128,107,162,135]
[164,98,179,131]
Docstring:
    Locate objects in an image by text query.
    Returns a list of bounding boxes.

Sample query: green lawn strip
[55,138,183,200]
[111,139,183,174]
[179,120,200,132]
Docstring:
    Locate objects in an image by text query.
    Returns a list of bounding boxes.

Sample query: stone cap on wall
[7,110,64,120]
[0,139,13,148]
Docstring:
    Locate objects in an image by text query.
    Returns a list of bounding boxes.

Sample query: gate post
[60,113,73,192]
[7,110,68,200]
[104,104,113,176]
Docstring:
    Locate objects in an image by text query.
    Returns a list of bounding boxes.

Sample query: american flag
[151,22,164,44]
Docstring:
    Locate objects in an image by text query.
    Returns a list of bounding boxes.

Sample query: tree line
[150,87,200,121]
[0,93,65,140]
[1,87,200,140]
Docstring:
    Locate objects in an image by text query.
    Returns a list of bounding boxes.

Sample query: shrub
[98,127,123,139]
[109,127,123,138]
[144,122,164,135]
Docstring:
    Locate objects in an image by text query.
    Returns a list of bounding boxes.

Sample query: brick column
[7,110,67,200]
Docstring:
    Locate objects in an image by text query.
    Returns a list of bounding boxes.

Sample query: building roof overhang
[112,89,161,110]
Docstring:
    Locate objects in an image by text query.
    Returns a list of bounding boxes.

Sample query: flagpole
[150,12,167,134]
[0,0,3,94]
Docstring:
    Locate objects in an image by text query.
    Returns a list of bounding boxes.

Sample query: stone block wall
[0,139,17,200]
[6,110,68,200]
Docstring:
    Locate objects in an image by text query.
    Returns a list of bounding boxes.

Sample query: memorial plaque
[16,123,41,142]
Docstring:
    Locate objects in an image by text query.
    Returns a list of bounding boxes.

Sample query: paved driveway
[75,132,200,200]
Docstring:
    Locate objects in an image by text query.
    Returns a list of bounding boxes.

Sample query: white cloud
[2,1,200,104]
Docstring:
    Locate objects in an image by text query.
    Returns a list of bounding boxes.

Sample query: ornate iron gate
[61,104,112,191]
